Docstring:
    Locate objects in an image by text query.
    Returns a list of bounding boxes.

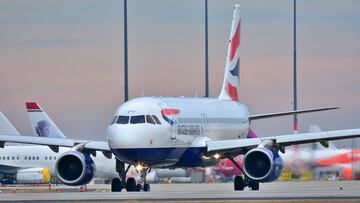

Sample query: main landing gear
[111,159,151,192]
[234,175,259,191]
[228,156,259,191]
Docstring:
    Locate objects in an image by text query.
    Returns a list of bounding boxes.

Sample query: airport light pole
[293,0,298,133]
[124,0,129,102]
[204,0,209,97]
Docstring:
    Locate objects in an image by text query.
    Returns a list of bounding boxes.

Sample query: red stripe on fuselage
[225,82,238,101]
[161,108,180,115]
[26,102,40,110]
[229,21,241,62]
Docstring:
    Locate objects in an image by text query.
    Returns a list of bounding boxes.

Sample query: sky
[0,0,359,147]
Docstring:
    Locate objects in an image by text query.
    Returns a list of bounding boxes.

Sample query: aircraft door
[171,117,177,146]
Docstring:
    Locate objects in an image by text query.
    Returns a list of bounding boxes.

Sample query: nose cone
[107,124,172,166]
[107,124,139,149]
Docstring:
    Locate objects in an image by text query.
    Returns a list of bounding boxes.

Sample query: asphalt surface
[1,181,360,202]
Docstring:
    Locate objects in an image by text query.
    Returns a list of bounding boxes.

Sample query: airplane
[0,104,118,185]
[0,111,51,184]
[1,5,360,192]
[24,101,183,184]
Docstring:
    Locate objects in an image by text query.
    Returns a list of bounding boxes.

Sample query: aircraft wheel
[135,183,142,191]
[111,178,123,192]
[143,183,150,192]
[234,176,245,191]
[126,177,136,192]
[248,181,259,191]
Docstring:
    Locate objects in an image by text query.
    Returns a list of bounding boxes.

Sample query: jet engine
[16,168,51,184]
[242,147,283,182]
[55,151,95,186]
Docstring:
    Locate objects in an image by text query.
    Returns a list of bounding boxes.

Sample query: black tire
[111,178,122,192]
[234,176,245,191]
[249,181,259,191]
[126,177,136,192]
[135,183,142,191]
[143,183,150,192]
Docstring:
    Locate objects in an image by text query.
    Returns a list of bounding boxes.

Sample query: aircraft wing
[207,128,360,155]
[249,107,338,120]
[0,134,110,152]
[0,164,23,173]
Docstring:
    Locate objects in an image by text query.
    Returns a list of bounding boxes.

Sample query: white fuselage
[107,97,250,168]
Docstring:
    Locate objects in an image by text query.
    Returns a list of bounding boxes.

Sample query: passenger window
[117,116,130,124]
[25,157,27,160]
[36,157,39,160]
[54,157,57,160]
[151,115,161,124]
[7,157,9,160]
[17,157,19,160]
[45,157,47,160]
[12,157,14,160]
[130,115,145,124]
[49,157,52,160]
[110,116,118,125]
[146,115,156,124]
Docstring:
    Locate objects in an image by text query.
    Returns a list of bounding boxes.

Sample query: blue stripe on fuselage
[112,147,217,168]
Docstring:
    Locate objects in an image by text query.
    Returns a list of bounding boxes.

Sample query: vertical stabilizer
[26,102,66,138]
[0,112,20,135]
[219,5,241,101]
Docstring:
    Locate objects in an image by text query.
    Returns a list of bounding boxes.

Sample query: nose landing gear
[111,160,151,192]
[135,167,151,192]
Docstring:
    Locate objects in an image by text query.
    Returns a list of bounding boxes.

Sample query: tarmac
[1,181,360,202]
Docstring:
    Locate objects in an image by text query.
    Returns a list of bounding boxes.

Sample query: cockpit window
[110,116,118,125]
[130,115,145,124]
[116,116,130,124]
[152,115,161,124]
[146,115,156,124]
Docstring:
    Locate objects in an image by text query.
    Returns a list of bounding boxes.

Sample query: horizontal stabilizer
[249,107,339,120]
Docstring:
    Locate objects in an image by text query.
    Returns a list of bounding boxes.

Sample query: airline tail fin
[0,111,20,135]
[219,5,241,101]
[25,102,66,138]
[246,128,257,139]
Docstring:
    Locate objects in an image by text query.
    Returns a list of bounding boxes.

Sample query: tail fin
[246,128,257,139]
[219,5,241,101]
[25,102,66,138]
[0,111,20,135]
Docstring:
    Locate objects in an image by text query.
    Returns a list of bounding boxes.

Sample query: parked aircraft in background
[1,5,360,193]
[0,106,118,185]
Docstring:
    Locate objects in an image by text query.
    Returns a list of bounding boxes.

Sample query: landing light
[202,155,211,160]
[213,154,221,159]
[135,164,144,172]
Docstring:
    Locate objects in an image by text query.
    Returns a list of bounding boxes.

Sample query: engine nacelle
[55,151,95,186]
[16,168,51,184]
[243,147,283,182]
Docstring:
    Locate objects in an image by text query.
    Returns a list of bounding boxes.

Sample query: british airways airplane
[1,5,360,192]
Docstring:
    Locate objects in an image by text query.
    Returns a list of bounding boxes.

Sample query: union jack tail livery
[219,5,241,102]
